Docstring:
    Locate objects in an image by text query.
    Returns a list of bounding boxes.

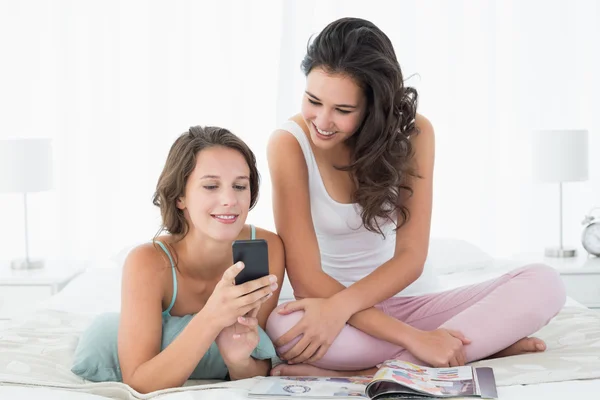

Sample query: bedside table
[0,261,86,320]
[514,253,600,309]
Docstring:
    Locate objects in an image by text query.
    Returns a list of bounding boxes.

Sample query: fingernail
[266,293,273,299]
[536,343,545,350]
[272,370,281,376]
[270,283,278,290]
[269,275,277,283]
[239,317,246,323]
[237,262,244,269]
[233,334,241,339]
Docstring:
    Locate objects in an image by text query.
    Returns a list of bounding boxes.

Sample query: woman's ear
[176,197,186,210]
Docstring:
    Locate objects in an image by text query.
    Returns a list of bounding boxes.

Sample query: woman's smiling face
[177,146,251,242]
[301,67,367,150]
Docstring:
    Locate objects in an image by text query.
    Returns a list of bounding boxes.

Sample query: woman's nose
[220,188,238,206]
[315,110,333,130]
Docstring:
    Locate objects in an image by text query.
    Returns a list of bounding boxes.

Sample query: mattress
[1,302,599,399]
[1,264,599,399]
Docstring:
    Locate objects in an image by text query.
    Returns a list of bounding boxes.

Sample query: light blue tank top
[156,225,256,317]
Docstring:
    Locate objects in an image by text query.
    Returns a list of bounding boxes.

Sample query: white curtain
[1,0,598,263]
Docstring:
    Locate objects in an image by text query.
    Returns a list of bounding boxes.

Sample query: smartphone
[232,239,270,285]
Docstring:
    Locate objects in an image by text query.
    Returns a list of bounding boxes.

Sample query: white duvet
[1,303,600,399]
[1,254,600,399]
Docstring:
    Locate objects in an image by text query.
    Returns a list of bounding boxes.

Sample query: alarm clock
[581,207,600,257]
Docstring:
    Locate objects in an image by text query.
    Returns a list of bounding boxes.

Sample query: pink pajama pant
[266,264,566,370]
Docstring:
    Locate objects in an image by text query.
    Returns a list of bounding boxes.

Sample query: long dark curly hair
[302,17,420,236]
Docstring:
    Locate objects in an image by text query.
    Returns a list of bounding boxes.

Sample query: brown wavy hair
[302,17,420,236]
[152,126,260,240]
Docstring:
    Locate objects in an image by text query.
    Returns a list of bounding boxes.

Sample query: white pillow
[110,242,140,268]
[41,267,122,315]
[427,238,494,274]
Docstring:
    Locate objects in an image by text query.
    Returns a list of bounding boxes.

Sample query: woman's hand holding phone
[203,261,278,330]
[203,262,277,365]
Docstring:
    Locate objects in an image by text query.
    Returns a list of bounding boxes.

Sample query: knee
[265,302,304,342]
[523,263,566,315]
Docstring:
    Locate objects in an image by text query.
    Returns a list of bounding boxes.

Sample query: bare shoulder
[412,113,435,156]
[122,241,172,284]
[414,113,435,138]
[267,114,306,154]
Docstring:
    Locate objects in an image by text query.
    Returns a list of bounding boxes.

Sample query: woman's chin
[310,132,342,149]
[199,221,245,243]
[212,229,243,243]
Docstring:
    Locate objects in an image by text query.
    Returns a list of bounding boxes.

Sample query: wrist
[224,357,253,376]
[328,292,356,321]
[196,308,227,335]
[399,325,424,349]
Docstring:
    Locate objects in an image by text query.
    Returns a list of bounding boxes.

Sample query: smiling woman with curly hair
[265,17,566,377]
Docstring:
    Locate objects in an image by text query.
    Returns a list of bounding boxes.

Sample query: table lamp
[0,138,53,269]
[532,129,589,257]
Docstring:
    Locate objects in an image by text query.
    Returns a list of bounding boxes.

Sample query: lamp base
[11,259,45,270]
[544,247,577,258]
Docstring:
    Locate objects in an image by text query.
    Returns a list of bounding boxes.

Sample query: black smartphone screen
[232,239,269,285]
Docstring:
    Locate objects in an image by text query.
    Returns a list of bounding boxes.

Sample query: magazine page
[366,360,478,398]
[473,367,498,399]
[248,376,372,398]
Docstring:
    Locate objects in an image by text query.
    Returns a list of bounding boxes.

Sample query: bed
[1,239,599,399]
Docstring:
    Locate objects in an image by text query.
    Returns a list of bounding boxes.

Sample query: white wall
[0,0,598,263]
[276,0,600,257]
[0,0,284,261]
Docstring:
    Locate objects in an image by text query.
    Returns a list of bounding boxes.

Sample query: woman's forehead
[306,67,363,103]
[193,146,249,177]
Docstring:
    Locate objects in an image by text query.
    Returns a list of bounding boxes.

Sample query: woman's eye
[203,185,218,190]
[234,185,247,191]
[337,109,351,114]
[308,99,321,106]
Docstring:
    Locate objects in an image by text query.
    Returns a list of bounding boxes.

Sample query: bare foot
[487,337,546,359]
[270,363,377,377]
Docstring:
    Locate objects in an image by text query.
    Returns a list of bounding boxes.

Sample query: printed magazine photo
[248,360,498,399]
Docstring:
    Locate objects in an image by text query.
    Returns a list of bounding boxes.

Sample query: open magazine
[248,360,498,399]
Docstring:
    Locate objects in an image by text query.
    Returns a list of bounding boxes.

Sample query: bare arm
[226,358,270,380]
[118,245,220,393]
[268,116,435,346]
[331,114,435,316]
[118,244,277,392]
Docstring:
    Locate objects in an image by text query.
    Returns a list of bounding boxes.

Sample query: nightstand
[0,261,86,320]
[514,253,600,309]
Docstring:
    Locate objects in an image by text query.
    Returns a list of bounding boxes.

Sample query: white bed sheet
[0,386,110,400]
[2,260,600,399]
[5,375,599,400]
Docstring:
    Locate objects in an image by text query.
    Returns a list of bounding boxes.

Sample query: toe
[531,338,546,351]
[523,337,546,352]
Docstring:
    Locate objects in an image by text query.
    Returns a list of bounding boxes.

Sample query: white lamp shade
[0,138,53,193]
[532,129,589,183]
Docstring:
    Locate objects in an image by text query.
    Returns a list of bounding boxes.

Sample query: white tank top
[282,120,440,297]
